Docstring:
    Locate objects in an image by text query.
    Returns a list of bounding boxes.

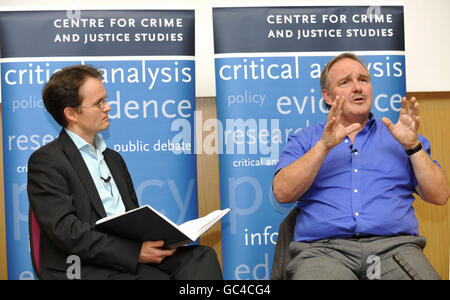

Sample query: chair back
[271,207,299,280]
[29,209,41,279]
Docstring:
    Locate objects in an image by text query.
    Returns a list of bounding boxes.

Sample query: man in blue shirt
[273,53,449,280]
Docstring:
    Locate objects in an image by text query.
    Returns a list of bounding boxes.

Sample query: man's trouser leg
[287,236,440,280]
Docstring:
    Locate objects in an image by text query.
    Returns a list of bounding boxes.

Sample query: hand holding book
[138,240,177,264]
[95,205,231,249]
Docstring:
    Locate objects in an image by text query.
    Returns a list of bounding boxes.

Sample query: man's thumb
[382,117,394,130]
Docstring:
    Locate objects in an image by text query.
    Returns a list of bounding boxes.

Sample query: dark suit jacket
[27,129,142,280]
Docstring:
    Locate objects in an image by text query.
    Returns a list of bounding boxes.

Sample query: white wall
[0,0,448,98]
[403,0,450,92]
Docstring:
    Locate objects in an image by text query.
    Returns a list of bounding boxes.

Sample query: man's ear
[63,106,78,124]
[322,89,334,107]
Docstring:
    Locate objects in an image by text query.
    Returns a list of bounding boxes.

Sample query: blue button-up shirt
[275,114,438,242]
[65,129,125,216]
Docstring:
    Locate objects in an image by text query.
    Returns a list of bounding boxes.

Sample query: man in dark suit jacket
[27,65,222,280]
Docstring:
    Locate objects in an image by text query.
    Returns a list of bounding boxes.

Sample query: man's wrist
[405,142,422,156]
[316,139,333,153]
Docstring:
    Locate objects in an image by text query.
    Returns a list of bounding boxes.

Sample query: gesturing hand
[320,96,361,150]
[382,97,420,150]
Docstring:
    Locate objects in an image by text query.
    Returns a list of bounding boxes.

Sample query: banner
[0,9,197,279]
[213,4,406,279]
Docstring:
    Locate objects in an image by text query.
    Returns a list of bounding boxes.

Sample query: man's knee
[380,246,441,280]
[199,246,219,260]
[188,245,220,268]
[367,236,435,280]
[174,245,222,280]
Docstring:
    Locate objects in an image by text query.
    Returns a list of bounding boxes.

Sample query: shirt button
[354,189,358,193]
[345,139,349,143]
[354,169,358,173]
[355,212,359,217]
[354,152,358,155]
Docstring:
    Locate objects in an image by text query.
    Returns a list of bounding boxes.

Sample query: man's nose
[352,80,363,92]
[104,102,112,112]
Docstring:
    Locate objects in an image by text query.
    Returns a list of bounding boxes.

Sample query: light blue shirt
[275,113,439,242]
[65,129,125,216]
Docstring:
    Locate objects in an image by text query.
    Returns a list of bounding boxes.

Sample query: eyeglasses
[76,97,109,110]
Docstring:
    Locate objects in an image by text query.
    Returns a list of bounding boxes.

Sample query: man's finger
[414,115,420,131]
[346,123,361,135]
[407,97,415,117]
[327,96,339,121]
[150,240,165,248]
[400,97,408,116]
[324,116,336,132]
[411,97,419,117]
[382,117,394,131]
[334,96,343,124]
[158,248,176,258]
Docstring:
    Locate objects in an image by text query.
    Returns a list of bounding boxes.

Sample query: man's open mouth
[352,95,365,102]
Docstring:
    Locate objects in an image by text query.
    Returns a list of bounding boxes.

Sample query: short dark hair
[42,65,102,127]
[320,53,370,109]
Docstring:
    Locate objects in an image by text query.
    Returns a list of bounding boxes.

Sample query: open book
[95,205,230,249]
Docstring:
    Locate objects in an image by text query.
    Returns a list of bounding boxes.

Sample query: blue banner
[1,9,197,280]
[213,4,405,279]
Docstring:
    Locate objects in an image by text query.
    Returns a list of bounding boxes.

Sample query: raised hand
[382,97,420,149]
[320,96,361,150]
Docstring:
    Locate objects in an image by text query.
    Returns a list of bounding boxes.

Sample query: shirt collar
[64,128,107,153]
[357,113,376,136]
[366,112,376,127]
